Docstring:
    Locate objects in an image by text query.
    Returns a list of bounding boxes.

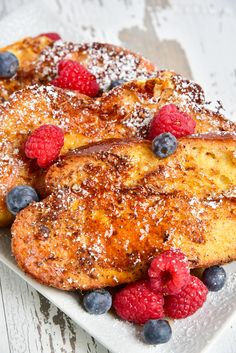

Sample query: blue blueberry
[0,52,19,78]
[142,319,172,345]
[108,79,125,91]
[83,289,112,315]
[6,185,39,215]
[152,132,177,158]
[202,266,226,292]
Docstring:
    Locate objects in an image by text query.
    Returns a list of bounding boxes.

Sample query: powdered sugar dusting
[167,74,205,112]
[123,103,156,137]
[11,130,236,290]
[0,84,81,196]
[36,41,156,91]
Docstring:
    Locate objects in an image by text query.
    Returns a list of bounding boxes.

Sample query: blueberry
[6,185,39,215]
[202,266,226,292]
[107,79,125,91]
[0,52,19,78]
[83,289,112,315]
[142,319,172,345]
[152,132,177,158]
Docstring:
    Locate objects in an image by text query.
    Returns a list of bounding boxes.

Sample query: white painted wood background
[0,0,235,352]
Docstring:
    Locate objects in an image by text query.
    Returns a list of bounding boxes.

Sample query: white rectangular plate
[0,232,236,353]
[0,1,235,353]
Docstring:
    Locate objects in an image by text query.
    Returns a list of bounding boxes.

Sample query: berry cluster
[110,250,226,345]
[113,250,207,325]
[149,104,196,159]
[78,249,227,346]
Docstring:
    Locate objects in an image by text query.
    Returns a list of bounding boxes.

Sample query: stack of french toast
[0,33,235,296]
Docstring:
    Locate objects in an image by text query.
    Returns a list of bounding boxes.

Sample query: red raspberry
[58,60,70,73]
[25,124,64,168]
[148,249,190,295]
[113,280,164,324]
[39,32,61,41]
[164,275,208,319]
[51,60,99,97]
[148,104,196,139]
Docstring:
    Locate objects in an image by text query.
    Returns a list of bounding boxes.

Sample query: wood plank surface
[0,0,235,353]
[0,262,109,353]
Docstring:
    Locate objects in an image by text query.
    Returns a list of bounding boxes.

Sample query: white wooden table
[0,0,235,352]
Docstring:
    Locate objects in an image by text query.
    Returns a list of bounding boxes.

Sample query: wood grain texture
[0,274,10,353]
[0,262,109,353]
[0,0,235,353]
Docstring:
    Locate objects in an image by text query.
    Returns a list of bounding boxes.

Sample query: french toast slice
[35,41,156,91]
[0,38,156,101]
[11,135,236,290]
[0,70,235,226]
[0,36,54,101]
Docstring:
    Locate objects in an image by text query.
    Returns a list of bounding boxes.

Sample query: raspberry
[51,60,99,97]
[25,124,64,168]
[164,275,208,319]
[148,249,190,295]
[113,280,164,324]
[58,60,69,73]
[148,104,196,139]
[39,32,61,41]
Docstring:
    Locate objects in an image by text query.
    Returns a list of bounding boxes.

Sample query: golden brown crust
[0,70,236,226]
[0,39,156,102]
[35,41,156,91]
[0,36,53,102]
[11,137,236,290]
